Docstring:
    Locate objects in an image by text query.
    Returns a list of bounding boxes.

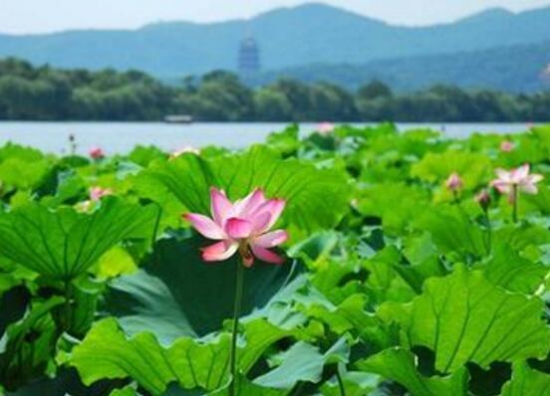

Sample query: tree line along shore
[0,58,549,122]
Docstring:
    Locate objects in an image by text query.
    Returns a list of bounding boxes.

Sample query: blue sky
[1,0,550,34]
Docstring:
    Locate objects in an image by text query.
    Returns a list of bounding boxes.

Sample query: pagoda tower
[238,35,261,77]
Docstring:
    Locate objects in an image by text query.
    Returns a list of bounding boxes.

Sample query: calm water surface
[0,122,537,155]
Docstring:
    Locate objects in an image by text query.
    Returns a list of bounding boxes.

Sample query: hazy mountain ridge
[0,2,549,91]
[256,40,550,93]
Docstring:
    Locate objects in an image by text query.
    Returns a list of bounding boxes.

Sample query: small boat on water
[164,115,194,124]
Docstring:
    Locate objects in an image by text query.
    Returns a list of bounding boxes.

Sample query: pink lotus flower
[491,164,543,203]
[89,186,113,201]
[317,122,335,135]
[89,147,105,160]
[500,141,515,152]
[184,187,288,267]
[445,172,463,192]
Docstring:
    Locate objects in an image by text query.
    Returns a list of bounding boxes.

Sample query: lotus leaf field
[1,124,550,396]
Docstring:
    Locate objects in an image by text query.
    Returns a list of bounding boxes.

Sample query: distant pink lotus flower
[184,187,288,266]
[446,172,463,192]
[77,187,113,212]
[89,147,105,160]
[89,186,113,201]
[317,122,335,135]
[171,146,201,159]
[500,141,515,152]
[491,164,543,203]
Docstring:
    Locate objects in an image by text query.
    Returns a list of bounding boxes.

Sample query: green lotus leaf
[320,370,379,396]
[414,206,488,260]
[104,236,298,343]
[70,318,293,395]
[393,265,550,373]
[410,150,492,188]
[127,145,167,167]
[357,182,430,234]
[358,347,469,396]
[208,376,288,396]
[253,338,349,389]
[0,296,64,391]
[0,158,51,191]
[482,244,548,293]
[501,361,550,396]
[6,367,120,396]
[109,388,140,396]
[140,145,351,238]
[0,198,156,278]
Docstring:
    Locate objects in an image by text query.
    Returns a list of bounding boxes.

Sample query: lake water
[0,122,537,155]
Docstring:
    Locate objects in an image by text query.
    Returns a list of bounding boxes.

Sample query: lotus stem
[62,278,73,333]
[486,211,493,255]
[229,258,245,396]
[512,185,519,223]
[452,191,460,205]
[481,207,492,255]
[336,369,347,396]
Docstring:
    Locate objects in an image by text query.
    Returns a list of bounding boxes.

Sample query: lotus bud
[446,172,463,192]
[475,190,491,211]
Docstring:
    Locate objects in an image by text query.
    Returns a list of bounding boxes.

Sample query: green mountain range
[255,40,550,93]
[0,3,549,92]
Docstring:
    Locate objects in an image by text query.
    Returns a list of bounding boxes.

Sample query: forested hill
[0,3,549,79]
[255,41,550,93]
[1,58,550,122]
